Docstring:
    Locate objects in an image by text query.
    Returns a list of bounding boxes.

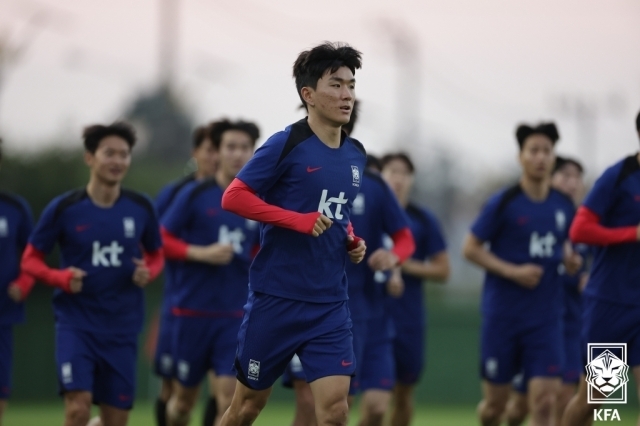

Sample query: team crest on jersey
[178,361,190,382]
[0,217,7,237]
[123,217,135,238]
[351,165,360,187]
[248,359,260,381]
[555,210,566,232]
[353,193,365,215]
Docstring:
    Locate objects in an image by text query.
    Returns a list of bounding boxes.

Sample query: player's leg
[203,371,218,426]
[555,384,577,425]
[64,391,93,426]
[218,381,272,425]
[560,375,598,426]
[505,390,528,426]
[359,390,390,426]
[292,379,317,426]
[478,381,511,426]
[0,325,13,426]
[0,400,5,426]
[97,404,130,426]
[212,376,236,426]
[154,313,176,426]
[390,384,414,426]
[389,323,422,426]
[168,382,201,426]
[528,377,561,426]
[309,376,351,426]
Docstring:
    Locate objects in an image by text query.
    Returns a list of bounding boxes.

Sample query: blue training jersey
[0,192,33,325]
[346,170,409,320]
[162,179,260,314]
[29,188,163,334]
[581,154,640,306]
[236,118,366,303]
[155,174,196,315]
[562,243,591,331]
[471,184,575,320]
[388,204,446,327]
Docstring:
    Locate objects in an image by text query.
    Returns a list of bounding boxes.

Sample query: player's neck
[215,169,234,189]
[397,193,409,208]
[307,113,342,149]
[86,178,121,208]
[519,176,550,201]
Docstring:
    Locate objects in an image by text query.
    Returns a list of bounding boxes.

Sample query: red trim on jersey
[222,178,319,234]
[569,206,637,246]
[171,307,244,318]
[390,227,416,264]
[161,227,189,260]
[143,249,164,281]
[10,271,36,300]
[20,244,73,292]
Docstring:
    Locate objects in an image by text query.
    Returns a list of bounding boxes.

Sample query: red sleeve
[569,206,637,246]
[143,249,164,282]
[390,227,416,264]
[20,244,73,292]
[161,227,188,260]
[222,178,320,234]
[346,221,364,251]
[10,271,36,300]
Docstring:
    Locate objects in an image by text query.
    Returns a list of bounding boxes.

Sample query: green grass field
[4,402,639,425]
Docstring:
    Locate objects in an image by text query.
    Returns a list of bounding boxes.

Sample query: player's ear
[83,150,94,167]
[301,87,315,108]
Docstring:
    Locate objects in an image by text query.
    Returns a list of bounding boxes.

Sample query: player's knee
[478,398,507,423]
[65,394,92,425]
[530,392,554,421]
[236,400,263,423]
[321,399,349,426]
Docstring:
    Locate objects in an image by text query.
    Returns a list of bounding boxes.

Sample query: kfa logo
[218,225,245,254]
[92,241,124,267]
[318,190,348,220]
[529,231,556,258]
[123,217,135,238]
[351,165,360,187]
[0,217,7,237]
[586,343,629,404]
[248,359,260,381]
[352,193,365,215]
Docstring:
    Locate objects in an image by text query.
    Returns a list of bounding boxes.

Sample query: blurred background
[1,0,639,422]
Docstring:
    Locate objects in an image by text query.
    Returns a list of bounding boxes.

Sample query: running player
[219,42,367,426]
[562,110,640,426]
[21,123,164,426]
[153,124,218,426]
[380,152,450,426]
[161,119,260,426]
[505,156,588,426]
[0,138,35,425]
[462,122,582,426]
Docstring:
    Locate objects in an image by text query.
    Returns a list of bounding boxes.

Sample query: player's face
[218,130,254,178]
[308,66,355,126]
[519,135,555,182]
[552,163,584,204]
[85,136,131,185]
[193,137,217,178]
[382,159,414,200]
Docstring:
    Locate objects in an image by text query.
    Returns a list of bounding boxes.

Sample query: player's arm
[8,200,36,302]
[132,200,165,288]
[401,251,450,282]
[161,227,234,265]
[346,221,366,264]
[562,241,583,276]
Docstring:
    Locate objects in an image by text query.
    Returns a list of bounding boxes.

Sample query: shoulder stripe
[53,189,88,221]
[615,154,640,186]
[188,178,219,202]
[121,189,155,217]
[0,191,28,215]
[495,184,523,217]
[277,119,315,166]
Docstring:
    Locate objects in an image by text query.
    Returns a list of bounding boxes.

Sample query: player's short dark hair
[554,155,584,175]
[366,154,382,172]
[293,42,362,109]
[342,100,360,136]
[515,122,559,150]
[209,119,260,150]
[83,122,136,154]
[635,109,640,133]
[381,152,415,174]
[192,125,211,149]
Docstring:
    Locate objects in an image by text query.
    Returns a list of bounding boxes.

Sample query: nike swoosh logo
[341,360,353,367]
[307,166,322,173]
[75,225,90,232]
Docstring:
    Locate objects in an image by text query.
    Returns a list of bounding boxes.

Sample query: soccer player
[505,156,589,426]
[219,42,367,426]
[160,119,260,426]
[21,123,164,426]
[462,122,582,426]
[0,138,35,426]
[562,111,640,426]
[153,124,218,426]
[380,152,450,426]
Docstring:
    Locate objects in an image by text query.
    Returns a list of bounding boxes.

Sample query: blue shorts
[173,315,241,387]
[358,315,395,392]
[348,318,367,394]
[582,296,640,368]
[56,326,137,410]
[235,292,355,390]
[154,312,175,379]
[393,322,425,385]
[481,315,562,384]
[0,325,13,399]
[562,324,582,384]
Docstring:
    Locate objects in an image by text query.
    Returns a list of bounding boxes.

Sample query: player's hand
[7,284,23,302]
[367,249,399,271]
[312,215,332,237]
[563,252,583,276]
[507,264,544,289]
[347,236,366,264]
[386,269,405,298]
[132,258,151,287]
[67,267,86,293]
[199,243,234,265]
